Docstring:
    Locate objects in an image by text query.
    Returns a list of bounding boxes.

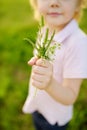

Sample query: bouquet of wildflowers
[24,16,61,61]
[24,16,61,96]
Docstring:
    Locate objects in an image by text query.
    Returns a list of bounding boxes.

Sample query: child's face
[37,0,80,30]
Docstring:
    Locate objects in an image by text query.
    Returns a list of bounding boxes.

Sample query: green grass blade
[44,28,49,45]
[24,38,39,51]
[23,38,35,47]
[45,30,55,51]
[40,16,44,27]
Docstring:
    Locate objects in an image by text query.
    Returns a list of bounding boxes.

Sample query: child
[23,0,87,130]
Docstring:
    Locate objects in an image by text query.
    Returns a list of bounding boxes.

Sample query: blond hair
[30,0,39,20]
[30,0,87,21]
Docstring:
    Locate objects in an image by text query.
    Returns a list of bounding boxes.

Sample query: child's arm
[29,57,83,105]
[45,78,83,105]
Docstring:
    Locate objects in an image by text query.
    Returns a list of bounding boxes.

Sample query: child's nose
[50,0,60,8]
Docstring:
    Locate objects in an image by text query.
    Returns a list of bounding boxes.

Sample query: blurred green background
[0,0,87,130]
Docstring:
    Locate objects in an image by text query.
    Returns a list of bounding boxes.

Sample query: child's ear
[75,5,81,13]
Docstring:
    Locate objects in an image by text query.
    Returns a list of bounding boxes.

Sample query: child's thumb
[28,57,38,66]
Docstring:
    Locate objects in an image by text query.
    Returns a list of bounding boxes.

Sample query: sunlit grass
[0,0,34,31]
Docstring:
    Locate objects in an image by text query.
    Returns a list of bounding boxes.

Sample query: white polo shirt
[22,19,87,126]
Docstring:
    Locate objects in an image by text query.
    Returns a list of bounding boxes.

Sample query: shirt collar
[53,19,78,43]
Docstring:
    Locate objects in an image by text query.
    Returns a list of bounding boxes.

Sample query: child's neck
[45,25,63,35]
[45,21,71,34]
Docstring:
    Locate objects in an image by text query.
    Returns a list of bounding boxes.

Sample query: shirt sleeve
[63,37,87,79]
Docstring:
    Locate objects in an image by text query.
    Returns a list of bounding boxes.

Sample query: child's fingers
[33,65,48,75]
[28,57,38,66]
[36,58,50,67]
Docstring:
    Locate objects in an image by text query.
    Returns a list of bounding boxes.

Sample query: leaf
[45,30,55,53]
[23,38,35,48]
[24,38,39,51]
[44,28,49,44]
[40,16,44,27]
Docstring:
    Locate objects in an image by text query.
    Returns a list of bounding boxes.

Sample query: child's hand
[28,57,38,66]
[31,58,53,90]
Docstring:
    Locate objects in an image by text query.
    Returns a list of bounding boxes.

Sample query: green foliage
[0,0,87,130]
[67,80,87,130]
